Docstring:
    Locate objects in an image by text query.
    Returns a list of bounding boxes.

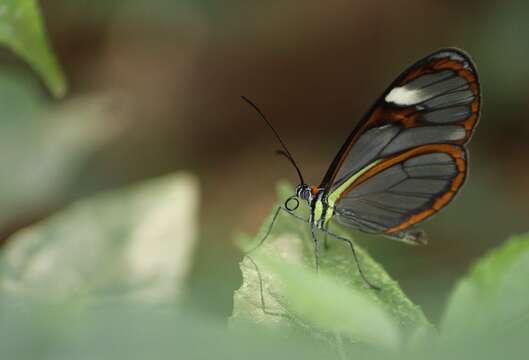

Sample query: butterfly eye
[285,195,300,211]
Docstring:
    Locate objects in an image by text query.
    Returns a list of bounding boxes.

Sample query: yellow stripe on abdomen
[313,199,324,223]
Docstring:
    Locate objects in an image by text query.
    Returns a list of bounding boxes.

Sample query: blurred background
[1,0,529,325]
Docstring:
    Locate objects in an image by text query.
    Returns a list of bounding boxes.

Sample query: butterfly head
[283,184,309,211]
[295,184,311,201]
[296,184,322,200]
[287,184,322,211]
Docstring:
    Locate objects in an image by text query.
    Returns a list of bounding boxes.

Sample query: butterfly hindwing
[323,48,480,238]
[330,144,466,241]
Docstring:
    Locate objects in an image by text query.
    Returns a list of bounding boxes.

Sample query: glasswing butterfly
[243,48,480,289]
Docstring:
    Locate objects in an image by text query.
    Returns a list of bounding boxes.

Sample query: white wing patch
[385,86,430,106]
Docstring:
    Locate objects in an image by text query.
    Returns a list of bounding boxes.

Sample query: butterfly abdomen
[309,190,335,229]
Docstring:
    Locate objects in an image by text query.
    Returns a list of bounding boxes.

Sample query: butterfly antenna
[241,96,306,185]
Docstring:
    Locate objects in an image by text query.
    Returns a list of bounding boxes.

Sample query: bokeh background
[2,0,529,325]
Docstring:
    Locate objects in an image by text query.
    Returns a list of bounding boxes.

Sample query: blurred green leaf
[0,70,118,231]
[441,232,529,338]
[0,0,66,97]
[0,297,347,360]
[0,173,199,302]
[232,182,431,350]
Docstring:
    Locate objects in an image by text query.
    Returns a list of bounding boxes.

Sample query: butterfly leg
[323,224,331,250]
[244,208,308,320]
[246,206,307,254]
[245,255,291,318]
[311,224,320,272]
[325,229,380,290]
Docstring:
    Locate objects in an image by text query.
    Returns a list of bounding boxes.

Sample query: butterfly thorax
[295,184,335,229]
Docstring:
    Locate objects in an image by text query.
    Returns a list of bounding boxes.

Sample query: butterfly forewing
[323,48,480,239]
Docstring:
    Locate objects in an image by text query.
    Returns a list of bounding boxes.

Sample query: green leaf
[0,0,66,97]
[0,298,344,360]
[232,182,431,349]
[0,70,118,231]
[256,252,400,350]
[441,232,529,338]
[0,173,199,303]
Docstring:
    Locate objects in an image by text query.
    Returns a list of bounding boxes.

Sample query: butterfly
[243,48,480,289]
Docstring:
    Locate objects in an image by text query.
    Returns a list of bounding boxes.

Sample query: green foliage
[1,176,529,359]
[254,253,401,350]
[441,232,529,338]
[0,0,100,232]
[0,173,199,302]
[0,298,346,360]
[0,73,119,230]
[0,174,344,360]
[0,0,66,97]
